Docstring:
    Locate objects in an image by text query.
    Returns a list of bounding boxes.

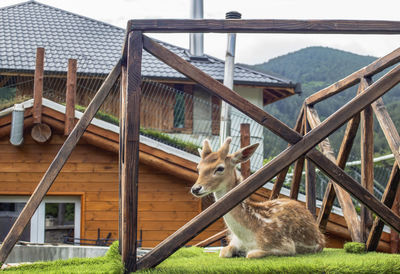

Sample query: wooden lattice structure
[1,19,400,273]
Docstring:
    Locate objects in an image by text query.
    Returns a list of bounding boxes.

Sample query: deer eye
[215,166,225,174]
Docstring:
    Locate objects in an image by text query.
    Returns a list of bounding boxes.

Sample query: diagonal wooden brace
[138,35,400,269]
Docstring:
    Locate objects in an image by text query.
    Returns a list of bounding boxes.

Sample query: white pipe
[189,0,204,56]
[10,103,25,146]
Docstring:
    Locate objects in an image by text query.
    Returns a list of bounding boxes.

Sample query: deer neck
[213,168,242,201]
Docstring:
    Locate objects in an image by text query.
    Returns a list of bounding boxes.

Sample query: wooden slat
[0,59,121,265]
[271,105,304,200]
[65,59,77,135]
[129,19,400,34]
[240,123,250,179]
[360,77,374,242]
[33,47,44,124]
[304,113,316,217]
[138,63,400,269]
[306,47,400,105]
[391,189,400,253]
[366,164,400,251]
[307,106,361,242]
[195,229,228,247]
[121,31,142,273]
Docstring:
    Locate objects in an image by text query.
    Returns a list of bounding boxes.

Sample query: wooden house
[0,98,393,251]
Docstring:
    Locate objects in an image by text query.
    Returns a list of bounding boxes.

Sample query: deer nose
[191,185,203,195]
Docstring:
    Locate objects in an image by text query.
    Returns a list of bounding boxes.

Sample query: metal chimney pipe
[189,0,204,56]
[220,11,242,145]
[10,104,25,146]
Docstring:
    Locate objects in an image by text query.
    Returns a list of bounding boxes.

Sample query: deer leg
[247,239,296,259]
[219,244,237,258]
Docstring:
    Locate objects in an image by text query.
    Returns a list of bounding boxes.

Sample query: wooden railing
[1,19,400,273]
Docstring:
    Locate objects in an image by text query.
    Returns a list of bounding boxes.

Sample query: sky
[1,0,399,64]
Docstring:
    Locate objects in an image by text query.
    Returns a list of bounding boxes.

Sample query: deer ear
[200,139,212,158]
[231,143,259,165]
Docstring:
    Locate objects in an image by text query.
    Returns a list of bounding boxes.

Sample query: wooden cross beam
[137,35,400,270]
[0,59,122,265]
[128,19,400,34]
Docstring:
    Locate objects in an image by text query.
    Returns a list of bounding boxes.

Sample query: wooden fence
[1,19,400,273]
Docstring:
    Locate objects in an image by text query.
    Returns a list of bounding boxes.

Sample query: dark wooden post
[65,59,77,135]
[304,109,316,217]
[240,123,250,179]
[360,77,374,242]
[391,187,400,253]
[33,47,44,124]
[121,31,142,273]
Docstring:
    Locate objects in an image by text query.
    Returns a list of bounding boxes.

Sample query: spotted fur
[191,138,325,258]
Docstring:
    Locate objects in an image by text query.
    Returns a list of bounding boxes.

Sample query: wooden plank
[138,63,400,269]
[306,48,400,105]
[195,229,228,247]
[307,106,361,242]
[129,19,400,34]
[391,188,400,253]
[304,113,316,217]
[33,47,44,124]
[271,105,304,200]
[0,59,121,265]
[240,123,251,179]
[142,35,302,145]
[65,59,78,135]
[366,164,400,251]
[121,31,142,273]
[360,77,374,242]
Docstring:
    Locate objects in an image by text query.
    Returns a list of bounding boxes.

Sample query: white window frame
[0,196,81,244]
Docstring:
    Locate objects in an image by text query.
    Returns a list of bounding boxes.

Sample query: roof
[0,0,297,88]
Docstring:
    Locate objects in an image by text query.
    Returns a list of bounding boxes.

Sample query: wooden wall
[0,126,224,247]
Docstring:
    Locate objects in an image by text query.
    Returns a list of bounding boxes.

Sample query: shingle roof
[0,0,295,87]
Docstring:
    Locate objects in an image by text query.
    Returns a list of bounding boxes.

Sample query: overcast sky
[1,0,399,64]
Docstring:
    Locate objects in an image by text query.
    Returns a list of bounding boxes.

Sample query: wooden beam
[366,164,400,251]
[121,31,142,273]
[142,35,302,145]
[137,62,400,269]
[271,105,304,200]
[65,59,77,135]
[240,123,251,179]
[360,77,374,242]
[306,47,400,105]
[129,19,400,34]
[391,188,400,253]
[307,106,361,242]
[33,47,44,124]
[194,229,228,247]
[0,59,121,265]
[119,63,127,255]
[304,110,316,217]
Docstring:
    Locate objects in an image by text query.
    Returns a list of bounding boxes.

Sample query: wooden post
[366,164,400,251]
[304,111,316,217]
[360,77,374,242]
[0,60,121,265]
[307,106,361,242]
[33,47,44,124]
[119,64,127,255]
[240,123,250,179]
[391,187,400,253]
[121,31,142,273]
[65,59,77,135]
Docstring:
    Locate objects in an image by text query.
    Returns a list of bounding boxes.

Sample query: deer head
[191,137,259,198]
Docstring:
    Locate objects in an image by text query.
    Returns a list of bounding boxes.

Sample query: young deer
[191,138,325,258]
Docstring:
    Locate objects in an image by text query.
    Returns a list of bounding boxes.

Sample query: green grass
[344,242,366,254]
[4,244,400,273]
[139,247,400,274]
[2,241,123,274]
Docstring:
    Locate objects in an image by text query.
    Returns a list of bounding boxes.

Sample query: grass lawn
[3,242,400,273]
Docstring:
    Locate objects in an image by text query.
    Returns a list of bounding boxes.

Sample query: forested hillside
[246,46,400,159]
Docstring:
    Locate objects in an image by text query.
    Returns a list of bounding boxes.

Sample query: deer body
[191,138,325,258]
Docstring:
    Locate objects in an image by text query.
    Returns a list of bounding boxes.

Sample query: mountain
[246,46,400,158]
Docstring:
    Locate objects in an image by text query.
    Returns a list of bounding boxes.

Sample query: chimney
[189,0,204,57]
